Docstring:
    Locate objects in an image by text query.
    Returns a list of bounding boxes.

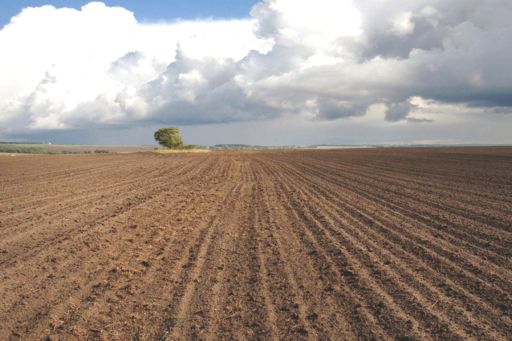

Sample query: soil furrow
[1,148,511,340]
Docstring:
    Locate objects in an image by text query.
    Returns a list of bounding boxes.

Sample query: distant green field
[0,144,110,154]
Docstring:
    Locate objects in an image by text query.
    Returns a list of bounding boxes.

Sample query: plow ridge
[0,148,511,340]
[271,158,512,332]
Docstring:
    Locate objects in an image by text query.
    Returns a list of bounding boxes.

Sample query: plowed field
[0,148,511,340]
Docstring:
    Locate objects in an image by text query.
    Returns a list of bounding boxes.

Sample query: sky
[0,0,258,26]
[0,0,511,146]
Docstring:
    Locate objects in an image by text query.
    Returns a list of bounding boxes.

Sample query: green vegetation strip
[0,145,110,154]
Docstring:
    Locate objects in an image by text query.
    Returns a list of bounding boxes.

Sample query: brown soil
[45,145,155,153]
[0,148,511,340]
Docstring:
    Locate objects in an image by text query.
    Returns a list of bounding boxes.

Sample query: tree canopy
[154,127,184,149]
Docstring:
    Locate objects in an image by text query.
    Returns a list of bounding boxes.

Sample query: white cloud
[0,0,511,145]
[0,2,270,131]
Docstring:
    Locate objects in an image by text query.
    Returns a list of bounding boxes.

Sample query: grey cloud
[385,102,413,122]
[316,98,367,120]
[141,47,281,125]
[362,16,445,59]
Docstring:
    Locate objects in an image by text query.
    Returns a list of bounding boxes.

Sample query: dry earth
[0,148,511,340]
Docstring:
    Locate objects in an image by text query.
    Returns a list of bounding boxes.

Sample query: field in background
[0,143,155,154]
[0,148,511,340]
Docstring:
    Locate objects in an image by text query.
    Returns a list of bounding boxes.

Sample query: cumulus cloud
[0,2,270,132]
[0,0,511,139]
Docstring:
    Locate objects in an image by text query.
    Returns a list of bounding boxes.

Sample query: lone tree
[154,127,184,149]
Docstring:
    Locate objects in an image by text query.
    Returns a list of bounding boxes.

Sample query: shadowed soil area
[0,148,511,340]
